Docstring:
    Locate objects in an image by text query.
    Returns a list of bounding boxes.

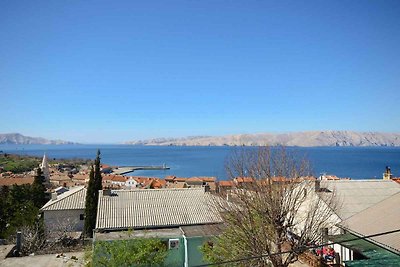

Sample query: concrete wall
[43,209,85,232]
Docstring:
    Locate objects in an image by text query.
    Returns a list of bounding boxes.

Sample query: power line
[194,228,400,267]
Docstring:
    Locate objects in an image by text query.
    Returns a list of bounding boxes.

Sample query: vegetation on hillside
[0,153,91,174]
[0,154,41,173]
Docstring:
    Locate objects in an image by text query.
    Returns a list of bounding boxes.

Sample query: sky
[1,1,400,143]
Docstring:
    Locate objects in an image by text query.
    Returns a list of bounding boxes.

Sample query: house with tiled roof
[94,187,223,266]
[40,186,86,232]
[165,176,217,191]
[0,176,34,187]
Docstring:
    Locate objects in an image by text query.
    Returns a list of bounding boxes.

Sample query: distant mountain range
[125,131,400,147]
[0,133,75,145]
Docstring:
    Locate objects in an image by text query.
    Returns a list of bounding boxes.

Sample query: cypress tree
[32,167,47,208]
[84,150,102,237]
[84,165,95,237]
[94,150,102,195]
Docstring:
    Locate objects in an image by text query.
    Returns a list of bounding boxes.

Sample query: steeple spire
[41,153,50,183]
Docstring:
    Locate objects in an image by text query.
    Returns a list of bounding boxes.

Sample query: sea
[1,145,400,180]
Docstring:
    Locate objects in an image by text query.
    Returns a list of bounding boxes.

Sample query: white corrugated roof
[96,188,221,230]
[340,192,400,253]
[41,186,86,211]
[320,180,400,220]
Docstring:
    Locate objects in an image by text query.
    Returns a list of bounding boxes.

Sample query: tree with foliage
[203,146,337,267]
[1,184,40,239]
[93,150,102,199]
[92,238,167,267]
[0,186,10,239]
[31,167,47,208]
[84,150,102,237]
[0,167,47,240]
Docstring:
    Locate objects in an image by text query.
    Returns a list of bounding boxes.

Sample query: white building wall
[333,243,353,264]
[43,209,85,232]
[125,178,138,188]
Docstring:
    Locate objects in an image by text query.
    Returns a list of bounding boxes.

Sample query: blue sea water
[1,145,400,180]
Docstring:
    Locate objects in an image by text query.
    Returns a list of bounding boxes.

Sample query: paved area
[0,245,14,260]
[0,251,85,267]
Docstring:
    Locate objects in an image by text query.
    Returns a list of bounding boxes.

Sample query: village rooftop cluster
[1,154,400,266]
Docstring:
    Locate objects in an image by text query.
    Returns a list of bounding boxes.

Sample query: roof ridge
[40,186,85,211]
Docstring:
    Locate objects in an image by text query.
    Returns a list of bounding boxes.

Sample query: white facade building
[40,186,86,232]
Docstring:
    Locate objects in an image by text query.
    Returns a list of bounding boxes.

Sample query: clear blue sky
[1,1,399,143]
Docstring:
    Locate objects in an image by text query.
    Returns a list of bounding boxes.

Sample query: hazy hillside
[0,133,75,145]
[125,131,400,147]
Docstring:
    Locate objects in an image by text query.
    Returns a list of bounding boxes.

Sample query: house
[40,186,86,232]
[100,164,113,174]
[331,191,400,266]
[50,174,73,186]
[71,174,88,185]
[233,177,255,186]
[131,176,166,189]
[297,179,400,265]
[217,180,234,191]
[185,177,204,188]
[102,174,126,187]
[165,176,217,191]
[124,176,138,188]
[94,187,222,266]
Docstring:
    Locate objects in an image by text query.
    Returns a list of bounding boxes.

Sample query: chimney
[383,166,393,180]
[315,180,321,192]
[51,192,57,200]
[16,231,22,254]
[204,184,210,192]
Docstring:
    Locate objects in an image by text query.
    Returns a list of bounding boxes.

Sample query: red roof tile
[0,177,34,186]
[218,181,234,187]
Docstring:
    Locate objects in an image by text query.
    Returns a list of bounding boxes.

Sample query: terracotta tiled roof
[391,178,400,184]
[103,174,127,182]
[112,175,126,182]
[186,178,203,184]
[71,174,88,180]
[51,175,72,181]
[218,181,234,187]
[151,179,166,189]
[235,177,255,183]
[174,177,187,182]
[199,177,216,182]
[165,175,176,181]
[0,177,34,186]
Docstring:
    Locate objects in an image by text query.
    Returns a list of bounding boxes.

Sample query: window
[168,239,179,249]
[80,214,84,220]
